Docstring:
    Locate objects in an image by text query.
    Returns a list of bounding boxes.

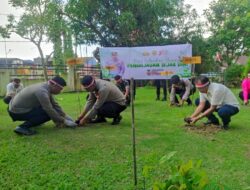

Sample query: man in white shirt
[186,76,239,130]
[3,78,23,104]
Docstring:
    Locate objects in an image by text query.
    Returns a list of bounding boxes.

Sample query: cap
[171,75,180,84]
[81,75,94,86]
[114,75,121,81]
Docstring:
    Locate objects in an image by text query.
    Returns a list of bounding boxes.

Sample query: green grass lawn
[0,87,250,189]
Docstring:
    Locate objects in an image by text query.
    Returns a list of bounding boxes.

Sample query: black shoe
[75,119,80,125]
[161,97,167,101]
[90,117,107,123]
[203,120,220,126]
[14,126,36,136]
[156,97,160,101]
[111,115,122,125]
[222,125,229,130]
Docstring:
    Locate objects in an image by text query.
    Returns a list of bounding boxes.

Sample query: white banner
[100,44,192,79]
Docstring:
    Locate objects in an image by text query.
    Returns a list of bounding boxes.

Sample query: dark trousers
[239,91,250,101]
[155,80,167,99]
[3,96,12,104]
[97,102,126,118]
[174,88,195,105]
[125,95,131,106]
[195,98,239,125]
[8,107,50,128]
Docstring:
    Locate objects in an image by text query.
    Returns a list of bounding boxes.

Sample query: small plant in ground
[142,152,231,190]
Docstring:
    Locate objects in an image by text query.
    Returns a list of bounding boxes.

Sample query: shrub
[242,59,250,77]
[142,152,230,190]
[224,65,244,87]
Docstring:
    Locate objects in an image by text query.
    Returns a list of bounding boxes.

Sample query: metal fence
[0,64,101,96]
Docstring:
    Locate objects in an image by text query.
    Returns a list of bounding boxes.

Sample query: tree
[0,0,75,80]
[46,0,74,74]
[64,0,202,47]
[1,0,53,81]
[204,0,250,66]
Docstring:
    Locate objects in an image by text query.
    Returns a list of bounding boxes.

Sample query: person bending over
[170,75,195,106]
[185,76,239,130]
[76,75,127,126]
[8,76,76,135]
[3,78,23,104]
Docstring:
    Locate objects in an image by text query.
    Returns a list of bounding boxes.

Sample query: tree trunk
[37,44,49,81]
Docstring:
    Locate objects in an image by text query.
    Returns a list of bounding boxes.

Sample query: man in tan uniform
[76,75,127,126]
[170,75,195,106]
[8,76,77,135]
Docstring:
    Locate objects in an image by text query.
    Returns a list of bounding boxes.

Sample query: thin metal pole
[191,64,196,108]
[130,78,137,188]
[166,79,169,102]
[4,39,8,65]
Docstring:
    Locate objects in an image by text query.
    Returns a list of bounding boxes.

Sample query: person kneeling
[76,75,127,126]
[186,76,239,130]
[3,78,23,104]
[170,75,195,106]
[8,76,77,136]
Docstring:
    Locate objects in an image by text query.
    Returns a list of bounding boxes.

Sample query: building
[0,58,23,68]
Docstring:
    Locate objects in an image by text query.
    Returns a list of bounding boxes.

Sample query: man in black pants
[114,75,130,106]
[8,76,77,135]
[76,75,127,126]
[154,79,167,101]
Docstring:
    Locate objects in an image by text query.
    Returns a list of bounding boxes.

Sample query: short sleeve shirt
[6,82,23,96]
[199,83,239,109]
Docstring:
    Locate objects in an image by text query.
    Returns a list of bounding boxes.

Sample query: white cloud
[185,0,212,15]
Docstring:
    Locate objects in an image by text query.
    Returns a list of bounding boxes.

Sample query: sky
[0,0,212,60]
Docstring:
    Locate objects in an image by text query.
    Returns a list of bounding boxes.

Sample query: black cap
[51,76,66,87]
[171,75,180,85]
[81,75,94,86]
[114,75,121,81]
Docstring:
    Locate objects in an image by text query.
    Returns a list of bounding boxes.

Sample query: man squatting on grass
[76,75,127,126]
[170,75,195,106]
[3,78,23,104]
[186,76,239,130]
[8,76,77,136]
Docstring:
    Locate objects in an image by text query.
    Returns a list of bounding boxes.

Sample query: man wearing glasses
[76,75,126,126]
[8,76,77,135]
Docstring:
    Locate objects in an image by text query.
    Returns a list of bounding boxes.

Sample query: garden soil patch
[183,123,222,135]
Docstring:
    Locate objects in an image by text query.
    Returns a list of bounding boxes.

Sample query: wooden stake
[130,78,137,188]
